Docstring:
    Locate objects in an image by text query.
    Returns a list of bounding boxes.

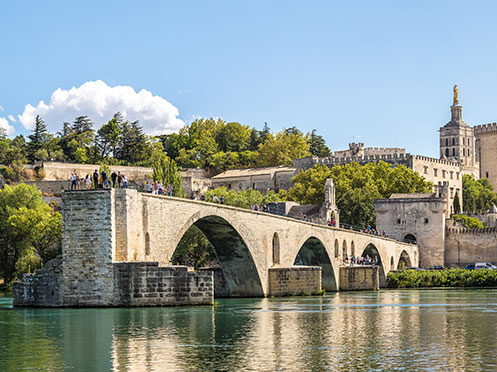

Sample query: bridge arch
[173,213,264,297]
[361,242,386,287]
[294,236,337,291]
[397,250,412,270]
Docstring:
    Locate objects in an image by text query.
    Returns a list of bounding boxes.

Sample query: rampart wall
[444,227,497,267]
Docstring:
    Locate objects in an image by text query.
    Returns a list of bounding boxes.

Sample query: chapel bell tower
[439,85,475,166]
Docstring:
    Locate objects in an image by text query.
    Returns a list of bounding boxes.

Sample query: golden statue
[453,84,459,105]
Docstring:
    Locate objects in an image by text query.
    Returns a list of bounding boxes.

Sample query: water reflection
[1,290,497,371]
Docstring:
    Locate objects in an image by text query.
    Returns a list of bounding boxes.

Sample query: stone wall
[198,267,230,298]
[474,123,497,191]
[21,180,69,194]
[14,259,214,307]
[61,190,116,306]
[375,195,446,268]
[114,263,213,306]
[38,162,153,181]
[444,227,497,267]
[339,266,379,291]
[13,256,63,307]
[268,266,321,296]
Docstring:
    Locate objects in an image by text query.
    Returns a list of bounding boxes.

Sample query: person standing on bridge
[111,171,117,188]
[93,170,99,189]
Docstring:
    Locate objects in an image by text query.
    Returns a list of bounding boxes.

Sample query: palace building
[294,86,484,215]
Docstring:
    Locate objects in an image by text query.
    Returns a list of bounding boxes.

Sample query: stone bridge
[61,189,417,300]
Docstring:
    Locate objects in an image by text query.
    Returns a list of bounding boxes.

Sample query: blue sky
[1,1,497,157]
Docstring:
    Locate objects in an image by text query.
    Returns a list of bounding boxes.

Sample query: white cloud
[0,117,15,136]
[18,80,185,135]
[8,115,16,122]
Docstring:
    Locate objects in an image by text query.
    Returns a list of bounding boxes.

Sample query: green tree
[0,184,61,284]
[204,186,282,209]
[453,191,461,214]
[171,225,216,269]
[462,174,497,213]
[215,122,251,152]
[308,129,332,157]
[255,130,311,167]
[27,115,51,161]
[95,118,122,159]
[152,152,185,197]
[286,162,432,227]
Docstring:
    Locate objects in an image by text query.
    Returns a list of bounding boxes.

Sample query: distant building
[375,185,497,269]
[211,166,298,192]
[294,88,484,215]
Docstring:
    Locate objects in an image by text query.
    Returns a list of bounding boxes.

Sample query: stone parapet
[268,266,321,296]
[339,266,379,291]
[474,123,497,135]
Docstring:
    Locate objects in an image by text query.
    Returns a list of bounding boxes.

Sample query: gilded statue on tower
[453,84,459,105]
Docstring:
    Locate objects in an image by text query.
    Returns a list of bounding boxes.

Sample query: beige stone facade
[375,190,497,269]
[211,166,297,192]
[375,191,447,268]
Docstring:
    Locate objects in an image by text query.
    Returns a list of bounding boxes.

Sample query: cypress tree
[453,191,461,214]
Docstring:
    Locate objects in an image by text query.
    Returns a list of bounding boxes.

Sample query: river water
[1,290,496,371]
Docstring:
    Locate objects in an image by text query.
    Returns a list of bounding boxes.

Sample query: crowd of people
[70,169,128,190]
[361,225,389,238]
[144,182,174,196]
[343,254,378,266]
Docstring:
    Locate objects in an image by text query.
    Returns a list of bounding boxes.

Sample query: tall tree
[308,129,332,157]
[95,118,121,159]
[152,152,184,197]
[453,191,461,214]
[27,115,50,161]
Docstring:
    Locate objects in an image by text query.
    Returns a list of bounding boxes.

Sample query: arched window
[272,233,280,265]
[445,138,448,146]
[351,241,355,257]
[452,148,455,156]
[463,148,465,156]
[334,239,339,258]
[463,137,465,145]
[452,138,455,146]
[342,240,347,259]
[390,256,395,270]
[445,149,449,157]
[145,232,150,256]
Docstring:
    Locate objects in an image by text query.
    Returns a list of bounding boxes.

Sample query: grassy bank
[387,268,497,288]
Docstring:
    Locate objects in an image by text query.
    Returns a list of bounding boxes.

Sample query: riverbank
[387,268,497,288]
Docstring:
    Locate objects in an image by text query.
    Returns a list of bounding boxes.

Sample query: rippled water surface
[1,290,497,371]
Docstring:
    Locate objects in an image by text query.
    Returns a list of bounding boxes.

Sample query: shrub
[387,268,497,288]
[452,214,484,229]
